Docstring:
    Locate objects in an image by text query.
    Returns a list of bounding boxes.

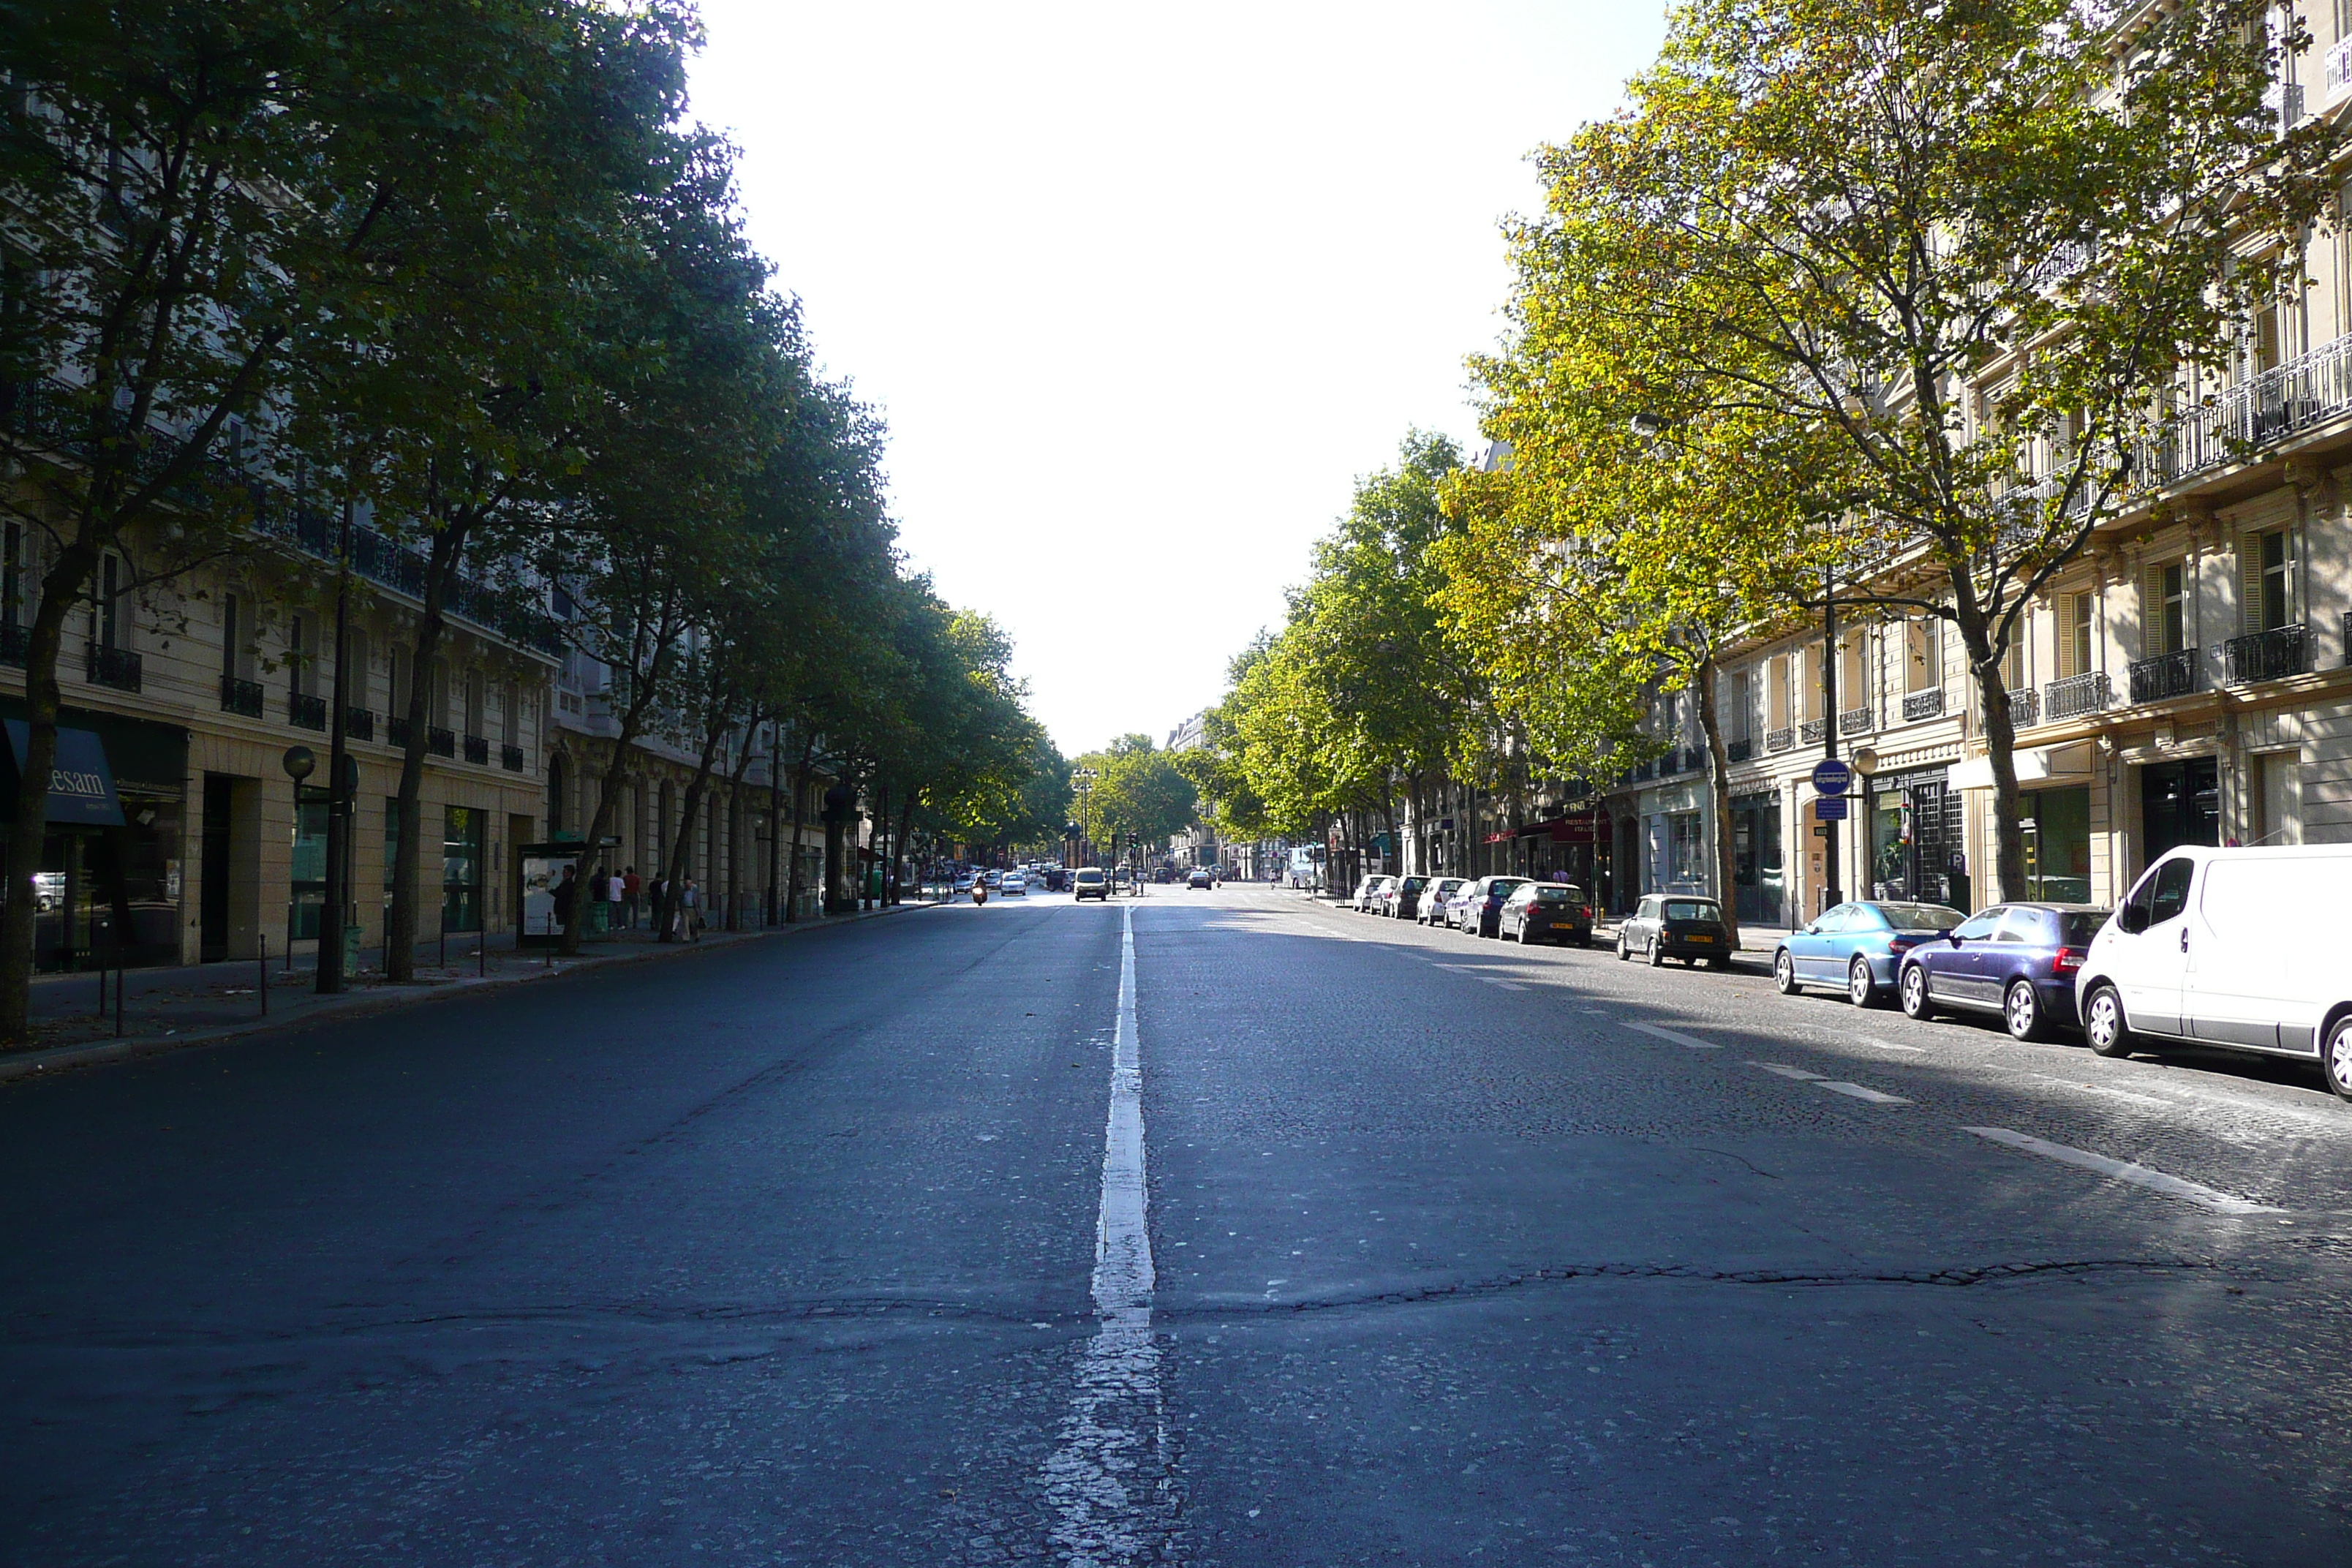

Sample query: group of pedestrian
[549,862,699,940]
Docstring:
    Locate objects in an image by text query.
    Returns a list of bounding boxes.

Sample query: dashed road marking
[1815,1081,1911,1104]
[1964,1126,2283,1215]
[1627,1021,1720,1050]
[1749,1062,1825,1082]
[1851,1034,1926,1055]
[2027,1074,2175,1111]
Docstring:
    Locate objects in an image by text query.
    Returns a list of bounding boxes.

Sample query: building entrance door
[2138,757,2219,872]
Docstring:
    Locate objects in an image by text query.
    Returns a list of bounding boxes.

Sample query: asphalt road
[4,883,2351,1566]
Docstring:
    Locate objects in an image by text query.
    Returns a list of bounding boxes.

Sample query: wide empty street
[5,886,2351,1566]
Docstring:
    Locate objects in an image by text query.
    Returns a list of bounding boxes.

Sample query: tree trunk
[1695,654,1741,949]
[659,720,727,941]
[784,733,815,923]
[385,519,470,982]
[0,541,99,1040]
[1951,592,2026,904]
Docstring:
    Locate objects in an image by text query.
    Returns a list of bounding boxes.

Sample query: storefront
[1866,766,1966,909]
[0,704,187,970]
[2020,785,2092,903]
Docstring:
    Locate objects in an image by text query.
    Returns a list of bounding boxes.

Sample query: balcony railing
[288,691,327,731]
[463,733,490,765]
[387,715,412,749]
[1799,717,1827,745]
[2043,671,2112,723]
[344,706,374,742]
[219,675,263,717]
[2128,647,2201,704]
[0,622,25,668]
[1629,758,1654,783]
[501,742,526,772]
[1901,687,1945,723]
[1765,726,1795,753]
[427,725,456,758]
[2222,622,2310,685]
[1725,736,1753,764]
[2006,689,2040,729]
[86,644,140,692]
[1839,704,1874,737]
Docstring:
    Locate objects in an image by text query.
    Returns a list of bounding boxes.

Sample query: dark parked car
[1418,877,1468,925]
[1899,902,2108,1041]
[1455,875,1530,938]
[1381,874,1433,919]
[1500,881,1594,946]
[1774,900,1967,1006]
[1617,894,1733,968]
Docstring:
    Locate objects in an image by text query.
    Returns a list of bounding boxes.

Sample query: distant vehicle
[1042,867,1068,892]
[1000,872,1028,896]
[981,870,1002,888]
[1899,902,2106,1041]
[1073,867,1109,902]
[2076,845,2352,1098]
[1455,876,1530,938]
[1352,875,1395,913]
[1187,868,1214,889]
[1775,900,1967,1005]
[1382,875,1431,919]
[1501,882,1594,946]
[1288,846,1321,888]
[1618,894,1733,968]
[954,873,976,896]
[1417,877,1468,925]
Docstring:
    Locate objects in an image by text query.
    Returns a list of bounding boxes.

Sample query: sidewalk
[0,900,927,1083]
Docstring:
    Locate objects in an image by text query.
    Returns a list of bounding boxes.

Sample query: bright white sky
[687,2,1670,757]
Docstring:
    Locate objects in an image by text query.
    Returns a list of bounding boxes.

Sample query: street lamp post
[1071,767,1098,865]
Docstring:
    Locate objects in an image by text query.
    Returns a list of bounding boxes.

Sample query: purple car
[1896,902,2109,1041]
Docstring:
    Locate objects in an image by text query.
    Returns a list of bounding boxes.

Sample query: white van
[2076,845,2352,1099]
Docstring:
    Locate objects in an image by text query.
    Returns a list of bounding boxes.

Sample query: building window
[1,522,20,627]
[289,611,314,697]
[500,679,520,747]
[2061,592,2094,678]
[464,668,486,736]
[389,645,411,717]
[94,554,121,649]
[1904,614,1940,692]
[2244,527,2296,633]
[2144,562,2187,655]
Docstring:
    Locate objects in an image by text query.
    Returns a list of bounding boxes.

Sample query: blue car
[1773,900,1967,1007]
[1897,902,2108,1041]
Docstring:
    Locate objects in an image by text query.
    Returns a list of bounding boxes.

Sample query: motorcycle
[971,884,988,906]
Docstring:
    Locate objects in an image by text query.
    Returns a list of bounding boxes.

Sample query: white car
[2077,843,2352,1098]
[1000,872,1028,895]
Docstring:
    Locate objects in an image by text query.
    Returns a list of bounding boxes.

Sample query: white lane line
[1626,1021,1721,1051]
[1964,1126,2284,1215]
[1041,903,1176,1562]
[2027,1074,2176,1111]
[1580,1009,1612,1016]
[1852,1034,1927,1055]
[1749,1061,1825,1082]
[1814,1081,1911,1104]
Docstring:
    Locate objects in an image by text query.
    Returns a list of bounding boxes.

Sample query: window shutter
[2241,531,2266,634]
[2143,564,2167,655]
[2055,598,2077,679]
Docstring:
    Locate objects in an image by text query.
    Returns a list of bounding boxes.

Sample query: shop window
[1668,812,1705,888]
[2021,786,2091,903]
[290,785,328,940]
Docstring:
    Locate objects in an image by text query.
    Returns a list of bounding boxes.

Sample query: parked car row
[1348,874,1594,945]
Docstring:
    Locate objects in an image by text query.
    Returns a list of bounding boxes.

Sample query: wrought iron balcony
[2006,689,2040,728]
[2128,648,2201,704]
[463,733,490,765]
[1765,726,1795,753]
[2043,671,2112,722]
[501,742,526,772]
[1725,736,1753,764]
[1901,687,1945,723]
[219,675,263,717]
[86,644,140,692]
[427,725,456,758]
[2222,623,2310,685]
[1629,758,1654,783]
[387,715,412,748]
[1799,717,1827,745]
[1839,705,1874,737]
[288,691,327,731]
[344,706,374,742]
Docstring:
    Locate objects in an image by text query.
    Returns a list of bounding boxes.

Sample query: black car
[1898,902,2108,1041]
[1499,881,1594,946]
[1458,875,1530,938]
[1617,894,1734,968]
[1384,874,1432,919]
[1187,868,1214,889]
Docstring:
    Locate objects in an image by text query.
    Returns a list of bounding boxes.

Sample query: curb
[0,900,928,1085]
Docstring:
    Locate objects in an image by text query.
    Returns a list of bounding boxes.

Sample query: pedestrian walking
[681,877,702,940]
[622,865,641,929]
[589,864,609,906]
[550,864,578,936]
[606,865,624,928]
